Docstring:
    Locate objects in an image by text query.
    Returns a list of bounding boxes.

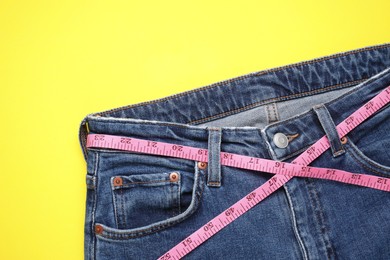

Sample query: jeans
[79,43,390,259]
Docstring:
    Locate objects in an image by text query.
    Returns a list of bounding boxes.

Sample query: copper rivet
[170,172,179,182]
[113,177,123,187]
[95,224,103,234]
[197,162,208,170]
[341,137,348,144]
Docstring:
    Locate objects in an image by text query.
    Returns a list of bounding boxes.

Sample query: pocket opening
[345,138,390,177]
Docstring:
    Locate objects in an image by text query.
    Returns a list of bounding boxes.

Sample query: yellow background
[0,1,389,259]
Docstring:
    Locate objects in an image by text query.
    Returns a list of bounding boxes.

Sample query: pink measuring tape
[86,86,390,260]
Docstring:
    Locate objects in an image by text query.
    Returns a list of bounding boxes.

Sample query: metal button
[273,133,289,149]
[169,172,179,182]
[197,162,208,170]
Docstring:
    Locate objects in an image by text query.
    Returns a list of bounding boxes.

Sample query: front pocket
[94,151,206,240]
[111,172,182,230]
[344,139,390,177]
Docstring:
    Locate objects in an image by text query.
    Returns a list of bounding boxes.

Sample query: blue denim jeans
[79,43,390,259]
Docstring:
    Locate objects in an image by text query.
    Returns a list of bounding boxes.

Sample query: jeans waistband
[79,43,390,162]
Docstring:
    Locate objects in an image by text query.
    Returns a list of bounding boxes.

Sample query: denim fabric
[79,43,390,259]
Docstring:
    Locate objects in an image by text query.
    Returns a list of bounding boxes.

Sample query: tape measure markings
[87,134,390,192]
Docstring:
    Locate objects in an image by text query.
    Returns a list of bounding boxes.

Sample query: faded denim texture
[79,43,390,259]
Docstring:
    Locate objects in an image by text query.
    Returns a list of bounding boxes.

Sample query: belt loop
[313,104,345,157]
[207,127,222,187]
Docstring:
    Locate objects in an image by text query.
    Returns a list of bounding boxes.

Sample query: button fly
[273,133,289,148]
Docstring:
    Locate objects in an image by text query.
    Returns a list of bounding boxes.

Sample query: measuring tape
[86,85,390,259]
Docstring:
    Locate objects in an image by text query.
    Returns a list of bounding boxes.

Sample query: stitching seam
[305,178,336,258]
[112,186,119,229]
[120,187,126,228]
[283,185,309,260]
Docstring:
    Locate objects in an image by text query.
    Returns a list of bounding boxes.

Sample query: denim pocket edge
[345,138,390,177]
[95,161,206,240]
